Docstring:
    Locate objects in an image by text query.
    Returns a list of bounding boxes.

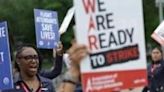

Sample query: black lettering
[97,0,106,12]
[126,28,134,43]
[106,13,114,29]
[118,30,126,45]
[98,33,107,49]
[96,15,105,30]
[109,32,118,47]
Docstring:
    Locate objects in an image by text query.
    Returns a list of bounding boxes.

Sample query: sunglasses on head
[17,55,39,61]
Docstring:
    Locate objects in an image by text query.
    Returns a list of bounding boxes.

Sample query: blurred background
[0,0,161,68]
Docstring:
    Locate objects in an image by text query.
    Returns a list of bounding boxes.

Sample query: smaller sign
[34,9,60,49]
[151,21,164,46]
[59,7,75,35]
[0,21,13,90]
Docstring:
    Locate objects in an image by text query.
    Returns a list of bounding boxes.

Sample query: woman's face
[17,47,39,77]
[151,48,162,62]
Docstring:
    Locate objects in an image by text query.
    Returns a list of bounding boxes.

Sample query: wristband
[63,71,79,85]
[63,79,77,85]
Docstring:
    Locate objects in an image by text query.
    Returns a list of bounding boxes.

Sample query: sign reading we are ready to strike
[74,0,147,92]
[0,21,13,90]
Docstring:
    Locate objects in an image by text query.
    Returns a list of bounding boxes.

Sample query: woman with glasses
[2,42,88,92]
[14,43,63,80]
[11,43,63,92]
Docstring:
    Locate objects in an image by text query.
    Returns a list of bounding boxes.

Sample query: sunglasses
[17,55,39,61]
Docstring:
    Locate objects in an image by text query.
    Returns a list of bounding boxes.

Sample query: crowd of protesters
[0,26,164,92]
[1,39,164,92]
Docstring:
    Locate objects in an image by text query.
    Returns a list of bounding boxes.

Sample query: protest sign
[74,0,147,91]
[0,21,13,90]
[151,21,164,45]
[59,7,75,35]
[34,9,59,49]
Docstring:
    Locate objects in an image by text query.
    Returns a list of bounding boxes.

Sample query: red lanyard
[21,82,30,92]
[151,64,160,74]
[20,82,42,92]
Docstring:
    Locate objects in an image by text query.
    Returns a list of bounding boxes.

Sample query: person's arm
[40,55,63,79]
[59,66,80,92]
[40,42,64,79]
[57,43,89,92]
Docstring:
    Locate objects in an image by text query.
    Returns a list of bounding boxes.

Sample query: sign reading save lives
[0,21,13,90]
[34,9,59,49]
[74,0,147,92]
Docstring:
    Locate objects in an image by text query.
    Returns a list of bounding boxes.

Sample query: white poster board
[59,7,75,35]
[74,0,147,92]
[151,21,164,45]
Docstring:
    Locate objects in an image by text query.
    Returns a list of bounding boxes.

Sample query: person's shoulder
[39,76,52,83]
[39,76,55,92]
[39,76,53,87]
[161,59,164,64]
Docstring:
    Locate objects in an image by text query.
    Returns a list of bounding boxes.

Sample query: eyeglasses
[17,55,39,61]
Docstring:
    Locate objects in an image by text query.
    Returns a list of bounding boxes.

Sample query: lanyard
[151,64,160,73]
[21,82,30,92]
[20,82,42,92]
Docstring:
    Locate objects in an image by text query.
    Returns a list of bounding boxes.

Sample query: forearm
[40,55,63,79]
[52,55,63,75]
[58,67,80,92]
[58,83,76,92]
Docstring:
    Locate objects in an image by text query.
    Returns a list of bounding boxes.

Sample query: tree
[0,0,162,59]
[143,0,159,49]
[0,0,74,64]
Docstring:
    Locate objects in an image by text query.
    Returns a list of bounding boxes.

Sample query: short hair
[152,46,163,54]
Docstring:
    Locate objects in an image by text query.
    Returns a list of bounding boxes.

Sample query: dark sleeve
[39,55,63,79]
[49,80,56,92]
[160,60,164,74]
[147,65,151,80]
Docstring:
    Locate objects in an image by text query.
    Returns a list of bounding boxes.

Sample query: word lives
[36,11,56,40]
[41,23,55,40]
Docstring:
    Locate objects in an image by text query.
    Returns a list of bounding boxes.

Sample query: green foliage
[143,0,160,48]
[0,0,74,62]
[0,0,73,50]
[0,0,162,58]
